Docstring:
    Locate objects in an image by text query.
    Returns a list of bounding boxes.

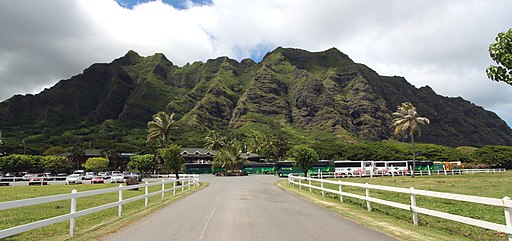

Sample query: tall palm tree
[248,133,277,161]
[147,111,175,147]
[392,102,430,178]
[215,142,243,172]
[205,130,224,151]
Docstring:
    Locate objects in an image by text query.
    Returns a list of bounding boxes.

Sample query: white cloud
[0,0,511,126]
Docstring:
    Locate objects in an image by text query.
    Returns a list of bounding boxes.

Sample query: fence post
[309,178,312,193]
[188,178,191,190]
[321,180,325,197]
[428,165,431,175]
[181,179,184,193]
[410,187,419,226]
[365,183,371,211]
[69,189,77,237]
[162,180,165,200]
[173,181,176,196]
[443,165,447,175]
[145,181,149,208]
[118,184,123,217]
[338,180,343,203]
[299,178,302,190]
[503,196,512,241]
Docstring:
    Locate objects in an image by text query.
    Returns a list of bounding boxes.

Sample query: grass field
[279,172,512,241]
[0,181,206,241]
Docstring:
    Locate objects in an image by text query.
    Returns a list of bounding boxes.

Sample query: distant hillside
[0,47,511,153]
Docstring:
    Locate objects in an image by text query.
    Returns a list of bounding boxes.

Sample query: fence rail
[309,168,506,179]
[0,175,199,239]
[288,174,512,241]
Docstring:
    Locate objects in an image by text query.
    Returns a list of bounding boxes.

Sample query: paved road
[102,175,397,241]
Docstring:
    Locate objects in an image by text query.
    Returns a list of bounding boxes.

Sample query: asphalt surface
[102,175,397,241]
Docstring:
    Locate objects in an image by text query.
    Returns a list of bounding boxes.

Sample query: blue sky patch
[115,0,212,10]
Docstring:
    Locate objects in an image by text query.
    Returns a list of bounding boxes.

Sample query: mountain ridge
[0,47,511,151]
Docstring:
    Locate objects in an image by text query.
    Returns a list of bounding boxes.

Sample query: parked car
[23,173,35,181]
[91,176,104,184]
[65,174,82,185]
[98,172,111,179]
[111,173,124,183]
[56,173,68,181]
[84,172,96,180]
[29,173,48,185]
[73,170,85,176]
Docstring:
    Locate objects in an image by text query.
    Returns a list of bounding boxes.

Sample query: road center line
[199,206,217,241]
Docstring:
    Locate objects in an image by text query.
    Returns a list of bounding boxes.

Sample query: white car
[84,172,95,180]
[65,174,82,185]
[111,173,124,183]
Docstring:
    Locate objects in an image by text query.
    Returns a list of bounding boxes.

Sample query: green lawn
[281,172,512,241]
[0,181,206,241]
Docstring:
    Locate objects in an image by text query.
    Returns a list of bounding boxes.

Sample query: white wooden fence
[0,175,199,239]
[288,174,512,241]
[309,168,507,179]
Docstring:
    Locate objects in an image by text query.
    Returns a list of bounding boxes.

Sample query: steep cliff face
[0,47,511,147]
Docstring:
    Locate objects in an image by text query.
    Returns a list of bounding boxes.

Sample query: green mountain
[0,47,511,153]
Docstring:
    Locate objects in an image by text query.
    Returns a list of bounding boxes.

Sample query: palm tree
[248,133,277,161]
[214,142,243,172]
[205,130,224,151]
[147,111,175,147]
[392,102,430,178]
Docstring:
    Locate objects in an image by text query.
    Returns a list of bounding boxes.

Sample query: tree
[487,28,512,86]
[248,133,277,161]
[158,144,184,180]
[392,102,430,178]
[147,111,176,147]
[42,146,66,156]
[41,155,70,174]
[71,145,85,170]
[102,147,120,169]
[0,154,37,173]
[473,146,512,168]
[214,142,243,173]
[205,130,224,151]
[83,157,109,172]
[128,154,156,176]
[273,134,289,161]
[291,145,319,177]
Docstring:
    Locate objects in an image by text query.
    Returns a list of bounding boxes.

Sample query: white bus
[374,161,387,175]
[334,161,373,177]
[363,161,377,176]
[386,161,408,175]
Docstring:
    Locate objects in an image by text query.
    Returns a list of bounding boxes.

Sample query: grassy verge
[0,181,208,241]
[277,172,512,241]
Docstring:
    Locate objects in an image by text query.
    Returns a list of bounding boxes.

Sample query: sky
[0,0,511,126]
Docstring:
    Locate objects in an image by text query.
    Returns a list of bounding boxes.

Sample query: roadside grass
[0,181,207,241]
[277,172,512,241]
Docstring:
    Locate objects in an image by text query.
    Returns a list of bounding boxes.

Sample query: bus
[243,163,275,174]
[274,161,302,177]
[334,161,364,177]
[307,160,333,176]
[386,161,408,175]
[374,161,387,175]
[184,163,224,174]
[407,161,435,171]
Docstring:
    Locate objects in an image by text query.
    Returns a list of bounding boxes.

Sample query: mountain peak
[113,50,142,66]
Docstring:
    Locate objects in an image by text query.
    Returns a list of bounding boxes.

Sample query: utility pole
[0,130,4,156]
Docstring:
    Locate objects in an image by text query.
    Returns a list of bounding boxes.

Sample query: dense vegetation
[1,48,511,158]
